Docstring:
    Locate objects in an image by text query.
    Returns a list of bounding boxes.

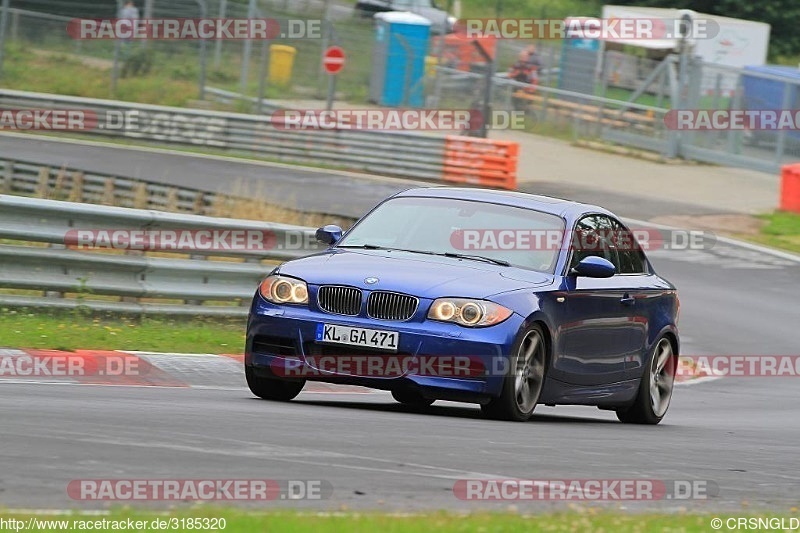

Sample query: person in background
[508,47,539,92]
[120,1,139,20]
[118,1,140,56]
[508,46,541,114]
[524,45,542,74]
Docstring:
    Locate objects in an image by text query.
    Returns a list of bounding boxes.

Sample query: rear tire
[245,366,305,401]
[391,389,435,407]
[616,337,676,425]
[481,324,547,422]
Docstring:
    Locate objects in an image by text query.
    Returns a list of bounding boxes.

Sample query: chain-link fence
[432,39,800,174]
[1,2,798,175]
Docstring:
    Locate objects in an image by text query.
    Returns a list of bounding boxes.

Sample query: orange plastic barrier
[431,34,497,71]
[780,164,800,213]
[443,136,518,190]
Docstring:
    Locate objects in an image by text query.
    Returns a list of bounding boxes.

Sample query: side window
[594,215,621,273]
[610,218,647,274]
[569,215,619,272]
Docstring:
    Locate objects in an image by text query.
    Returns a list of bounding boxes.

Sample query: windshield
[337,196,566,273]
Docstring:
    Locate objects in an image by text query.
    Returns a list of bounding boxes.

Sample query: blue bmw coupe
[245,187,679,424]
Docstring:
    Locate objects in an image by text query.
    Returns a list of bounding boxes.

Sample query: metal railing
[0,89,447,181]
[0,195,321,317]
[0,157,221,215]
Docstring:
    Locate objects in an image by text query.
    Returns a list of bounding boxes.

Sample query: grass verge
[0,309,245,353]
[0,509,796,532]
[748,211,800,255]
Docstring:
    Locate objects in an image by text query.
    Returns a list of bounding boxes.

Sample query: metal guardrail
[0,89,447,181]
[205,87,283,114]
[0,195,321,317]
[0,157,220,215]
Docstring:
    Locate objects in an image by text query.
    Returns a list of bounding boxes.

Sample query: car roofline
[390,186,612,219]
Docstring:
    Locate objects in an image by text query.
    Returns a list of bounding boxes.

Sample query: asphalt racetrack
[2,134,799,512]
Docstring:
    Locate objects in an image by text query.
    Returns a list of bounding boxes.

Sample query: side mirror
[315,225,343,245]
[570,256,616,278]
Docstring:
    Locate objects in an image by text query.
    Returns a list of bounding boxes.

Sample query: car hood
[277,249,553,299]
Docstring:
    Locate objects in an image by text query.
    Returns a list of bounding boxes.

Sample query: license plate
[316,324,399,352]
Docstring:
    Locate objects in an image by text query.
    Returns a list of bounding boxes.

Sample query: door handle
[620,295,635,306]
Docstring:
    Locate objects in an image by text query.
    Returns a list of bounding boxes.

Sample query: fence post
[774,80,792,167]
[0,0,10,79]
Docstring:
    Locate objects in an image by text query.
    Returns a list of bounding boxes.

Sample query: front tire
[616,337,676,424]
[245,366,305,401]
[481,324,547,422]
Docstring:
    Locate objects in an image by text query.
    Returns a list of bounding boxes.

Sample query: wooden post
[37,166,51,198]
[102,178,116,205]
[69,172,84,203]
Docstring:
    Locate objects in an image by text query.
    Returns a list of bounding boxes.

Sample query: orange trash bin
[780,164,800,213]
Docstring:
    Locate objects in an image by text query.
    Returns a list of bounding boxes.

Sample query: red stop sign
[323,46,346,75]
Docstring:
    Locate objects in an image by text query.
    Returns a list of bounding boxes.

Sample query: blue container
[742,65,800,109]
[742,65,800,143]
[369,12,431,107]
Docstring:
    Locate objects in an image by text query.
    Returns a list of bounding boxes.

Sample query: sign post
[323,46,345,112]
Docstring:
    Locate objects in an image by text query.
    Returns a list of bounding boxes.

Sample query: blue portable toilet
[369,12,431,107]
[559,18,601,100]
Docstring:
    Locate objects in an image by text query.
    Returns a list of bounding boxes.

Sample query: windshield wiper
[441,252,511,267]
[337,244,436,256]
[337,245,510,266]
[336,244,385,249]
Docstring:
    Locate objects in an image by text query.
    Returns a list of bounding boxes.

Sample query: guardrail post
[242,257,262,307]
[44,242,67,300]
[185,253,207,307]
[0,159,11,193]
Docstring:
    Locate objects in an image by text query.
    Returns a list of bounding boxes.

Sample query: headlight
[428,298,512,327]
[259,275,308,305]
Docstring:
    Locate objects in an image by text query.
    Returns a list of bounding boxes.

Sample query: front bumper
[245,296,524,399]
